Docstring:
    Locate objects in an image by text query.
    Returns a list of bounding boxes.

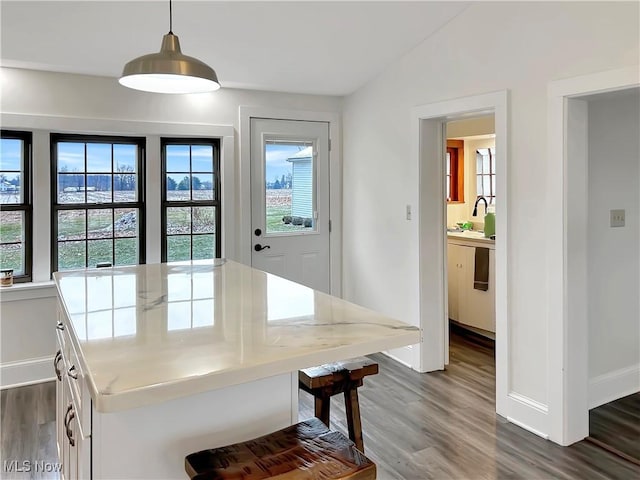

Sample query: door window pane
[264,141,315,234]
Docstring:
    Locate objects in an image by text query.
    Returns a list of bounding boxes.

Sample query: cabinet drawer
[65,338,91,439]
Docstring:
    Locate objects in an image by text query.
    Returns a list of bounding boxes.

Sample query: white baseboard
[589,364,640,409]
[1,356,55,389]
[382,345,414,369]
[507,392,549,439]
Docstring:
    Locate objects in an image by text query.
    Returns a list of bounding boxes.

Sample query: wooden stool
[299,357,378,453]
[185,417,376,480]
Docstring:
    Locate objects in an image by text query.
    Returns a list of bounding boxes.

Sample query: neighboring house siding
[291,158,313,218]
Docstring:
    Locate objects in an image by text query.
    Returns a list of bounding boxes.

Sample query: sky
[265,143,310,182]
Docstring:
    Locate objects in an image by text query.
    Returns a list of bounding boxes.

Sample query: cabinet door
[447,244,462,321]
[462,246,495,332]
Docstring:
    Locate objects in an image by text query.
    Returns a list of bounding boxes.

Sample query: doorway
[412,90,510,420]
[249,118,330,292]
[445,116,496,349]
[547,66,639,446]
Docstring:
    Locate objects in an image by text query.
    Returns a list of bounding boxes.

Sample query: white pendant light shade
[120,33,220,94]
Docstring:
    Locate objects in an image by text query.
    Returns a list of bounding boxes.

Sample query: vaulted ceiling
[1,1,469,95]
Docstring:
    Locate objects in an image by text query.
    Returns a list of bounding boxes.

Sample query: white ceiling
[0,1,469,96]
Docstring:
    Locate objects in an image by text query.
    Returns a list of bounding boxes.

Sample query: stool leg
[314,393,330,427]
[344,387,364,452]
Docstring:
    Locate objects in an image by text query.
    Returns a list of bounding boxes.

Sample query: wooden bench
[299,357,379,453]
[185,417,376,480]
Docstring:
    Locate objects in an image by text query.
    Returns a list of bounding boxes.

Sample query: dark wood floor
[1,332,638,479]
[0,382,59,479]
[301,331,640,479]
[589,392,640,462]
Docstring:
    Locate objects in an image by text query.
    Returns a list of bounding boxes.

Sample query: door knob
[254,244,271,252]
[254,228,262,236]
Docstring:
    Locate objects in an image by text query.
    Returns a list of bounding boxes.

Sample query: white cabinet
[447,240,495,334]
[55,307,91,480]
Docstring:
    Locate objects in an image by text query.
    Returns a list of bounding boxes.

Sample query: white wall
[342,0,639,432]
[587,89,640,408]
[0,67,341,387]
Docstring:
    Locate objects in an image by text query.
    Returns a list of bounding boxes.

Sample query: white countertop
[53,260,420,413]
[447,230,495,246]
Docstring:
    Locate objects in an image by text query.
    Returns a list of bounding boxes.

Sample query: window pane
[58,241,86,270]
[492,176,496,197]
[476,152,483,174]
[0,243,23,274]
[88,239,113,267]
[0,138,22,171]
[192,174,213,201]
[115,238,137,265]
[0,172,22,204]
[87,143,112,172]
[58,174,86,204]
[265,141,314,234]
[191,145,213,172]
[446,177,450,200]
[0,210,24,274]
[193,206,215,234]
[166,145,190,172]
[167,207,191,234]
[0,211,23,244]
[114,144,137,172]
[192,234,215,260]
[57,142,85,173]
[88,209,113,239]
[114,208,138,238]
[167,235,191,262]
[86,174,113,203]
[483,154,490,174]
[483,176,491,196]
[114,173,137,202]
[446,153,450,175]
[58,210,86,240]
[490,148,496,174]
[477,176,483,195]
[166,174,190,201]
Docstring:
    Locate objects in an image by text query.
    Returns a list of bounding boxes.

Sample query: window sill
[0,280,56,303]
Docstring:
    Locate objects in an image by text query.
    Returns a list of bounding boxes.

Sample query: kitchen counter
[53,259,420,413]
[447,230,495,246]
[53,259,420,478]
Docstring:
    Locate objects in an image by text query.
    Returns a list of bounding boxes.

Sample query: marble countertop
[53,260,420,413]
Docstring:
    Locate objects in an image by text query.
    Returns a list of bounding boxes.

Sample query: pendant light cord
[168,0,173,34]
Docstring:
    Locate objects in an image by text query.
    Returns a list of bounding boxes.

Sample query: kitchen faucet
[472,196,488,216]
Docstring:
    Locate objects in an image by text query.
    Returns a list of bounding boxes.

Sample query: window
[0,130,32,282]
[51,134,145,272]
[476,147,496,203]
[161,138,221,262]
[446,140,464,202]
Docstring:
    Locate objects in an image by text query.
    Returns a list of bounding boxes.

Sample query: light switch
[610,209,625,228]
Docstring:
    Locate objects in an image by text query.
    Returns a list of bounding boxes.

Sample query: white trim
[0,281,56,302]
[1,112,234,138]
[547,65,640,446]
[589,365,640,410]
[411,90,510,420]
[506,392,550,440]
[0,355,55,389]
[382,345,414,369]
[239,106,342,296]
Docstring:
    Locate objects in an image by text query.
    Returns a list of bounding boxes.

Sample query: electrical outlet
[610,209,625,228]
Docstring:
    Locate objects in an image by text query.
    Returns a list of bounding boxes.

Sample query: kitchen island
[53,259,420,479]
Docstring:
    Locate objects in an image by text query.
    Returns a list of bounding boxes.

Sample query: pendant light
[119,0,220,94]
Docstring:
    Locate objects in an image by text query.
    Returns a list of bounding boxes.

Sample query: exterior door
[250,118,330,293]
